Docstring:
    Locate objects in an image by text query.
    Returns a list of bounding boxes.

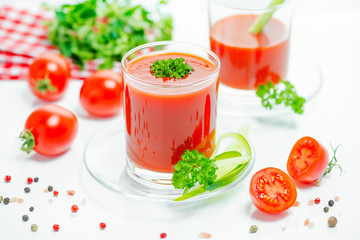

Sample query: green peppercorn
[3,197,10,205]
[250,225,258,233]
[29,206,34,212]
[0,195,3,204]
[22,215,29,222]
[328,216,338,227]
[24,187,31,193]
[324,206,329,213]
[48,185,53,192]
[31,224,38,232]
[34,177,39,183]
[328,200,334,207]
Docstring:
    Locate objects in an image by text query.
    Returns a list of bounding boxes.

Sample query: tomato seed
[10,197,17,203]
[71,205,79,213]
[293,201,300,207]
[17,198,24,203]
[334,196,340,201]
[53,224,60,232]
[314,198,320,204]
[4,175,11,182]
[308,199,314,206]
[27,177,33,184]
[100,222,106,230]
[160,232,167,238]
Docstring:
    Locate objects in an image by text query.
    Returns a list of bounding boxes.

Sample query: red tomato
[287,136,329,183]
[20,105,78,156]
[249,167,297,214]
[28,52,71,101]
[80,70,123,117]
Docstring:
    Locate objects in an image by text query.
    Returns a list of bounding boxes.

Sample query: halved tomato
[287,136,329,183]
[249,167,297,214]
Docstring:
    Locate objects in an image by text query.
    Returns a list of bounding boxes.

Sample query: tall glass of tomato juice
[209,0,293,90]
[121,41,220,185]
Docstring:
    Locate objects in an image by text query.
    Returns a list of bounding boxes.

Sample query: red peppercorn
[53,190,59,197]
[53,224,60,232]
[314,198,320,204]
[160,232,167,239]
[71,205,79,213]
[100,222,106,230]
[27,177,33,184]
[4,175,11,182]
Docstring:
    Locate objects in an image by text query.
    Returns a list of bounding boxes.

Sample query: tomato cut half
[287,136,329,183]
[249,167,297,214]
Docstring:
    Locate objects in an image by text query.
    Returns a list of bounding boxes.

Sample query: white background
[0,0,360,239]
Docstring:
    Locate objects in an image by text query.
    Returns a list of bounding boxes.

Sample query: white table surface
[1,0,359,239]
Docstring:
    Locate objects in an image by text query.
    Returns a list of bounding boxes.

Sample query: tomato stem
[19,130,35,154]
[323,143,343,176]
[35,70,57,94]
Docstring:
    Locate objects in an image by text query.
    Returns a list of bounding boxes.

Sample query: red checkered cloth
[0,6,115,80]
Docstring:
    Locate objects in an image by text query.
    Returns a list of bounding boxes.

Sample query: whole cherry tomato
[80,70,123,117]
[28,52,71,101]
[249,167,297,214]
[19,105,78,156]
[287,136,329,183]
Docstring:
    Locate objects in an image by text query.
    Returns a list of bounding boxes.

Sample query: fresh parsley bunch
[256,80,306,114]
[172,150,218,194]
[46,0,173,70]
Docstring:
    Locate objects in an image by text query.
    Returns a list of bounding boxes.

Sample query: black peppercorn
[328,199,334,207]
[48,185,53,192]
[29,206,34,212]
[24,187,31,193]
[22,215,29,222]
[34,177,39,183]
[3,197,10,205]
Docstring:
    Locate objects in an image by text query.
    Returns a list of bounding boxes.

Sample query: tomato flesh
[287,136,329,183]
[80,70,123,117]
[250,167,297,214]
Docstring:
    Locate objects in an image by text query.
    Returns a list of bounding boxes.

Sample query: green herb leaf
[172,150,217,194]
[46,0,173,70]
[323,144,343,176]
[256,80,306,114]
[150,58,193,79]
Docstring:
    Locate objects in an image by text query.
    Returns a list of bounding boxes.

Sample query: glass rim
[209,0,292,12]
[121,41,221,88]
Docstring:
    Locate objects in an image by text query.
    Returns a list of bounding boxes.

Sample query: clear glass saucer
[218,55,323,117]
[83,121,255,202]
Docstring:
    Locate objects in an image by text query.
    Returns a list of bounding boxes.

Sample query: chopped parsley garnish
[150,58,193,79]
[256,80,306,114]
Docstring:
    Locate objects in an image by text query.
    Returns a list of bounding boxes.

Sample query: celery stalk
[248,0,284,34]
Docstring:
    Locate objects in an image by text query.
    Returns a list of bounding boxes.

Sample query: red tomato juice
[124,53,219,173]
[210,14,289,90]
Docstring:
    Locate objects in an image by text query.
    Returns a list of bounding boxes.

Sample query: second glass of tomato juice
[121,41,220,185]
[209,0,293,90]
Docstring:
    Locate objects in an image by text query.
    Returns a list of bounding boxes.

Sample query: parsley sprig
[256,80,306,114]
[150,58,193,79]
[172,150,217,194]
